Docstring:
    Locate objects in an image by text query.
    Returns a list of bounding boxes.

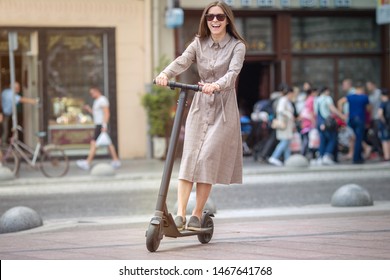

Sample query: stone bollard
[90,163,115,177]
[285,154,309,168]
[331,184,373,207]
[174,191,217,215]
[0,206,43,234]
[0,165,14,181]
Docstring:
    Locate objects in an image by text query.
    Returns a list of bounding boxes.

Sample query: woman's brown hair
[197,1,247,48]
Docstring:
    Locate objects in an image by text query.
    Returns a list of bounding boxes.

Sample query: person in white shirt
[366,80,383,158]
[267,86,296,166]
[76,87,121,170]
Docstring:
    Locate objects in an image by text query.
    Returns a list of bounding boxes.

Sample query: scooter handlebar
[153,79,202,92]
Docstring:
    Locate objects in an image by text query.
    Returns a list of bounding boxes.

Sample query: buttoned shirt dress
[163,34,246,185]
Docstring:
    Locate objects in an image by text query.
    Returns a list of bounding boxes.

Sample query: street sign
[165,8,184,29]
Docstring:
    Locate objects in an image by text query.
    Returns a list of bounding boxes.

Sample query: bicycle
[0,126,69,178]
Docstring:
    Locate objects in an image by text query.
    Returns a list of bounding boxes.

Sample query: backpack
[324,115,338,131]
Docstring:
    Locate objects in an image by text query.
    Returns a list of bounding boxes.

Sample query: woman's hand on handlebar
[199,82,220,95]
[155,72,168,86]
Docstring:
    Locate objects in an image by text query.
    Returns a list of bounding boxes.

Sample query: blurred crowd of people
[241,79,390,167]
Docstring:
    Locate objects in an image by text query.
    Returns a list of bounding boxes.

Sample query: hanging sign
[257,0,275,7]
[377,0,390,25]
[300,0,316,7]
[334,0,351,7]
[165,8,184,29]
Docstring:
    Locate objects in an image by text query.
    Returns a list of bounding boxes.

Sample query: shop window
[45,31,107,149]
[292,58,334,94]
[337,58,381,94]
[292,57,381,98]
[236,17,273,54]
[291,17,381,54]
[292,17,382,97]
[0,32,30,88]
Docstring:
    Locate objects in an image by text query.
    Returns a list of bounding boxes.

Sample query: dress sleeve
[215,41,246,90]
[162,39,197,79]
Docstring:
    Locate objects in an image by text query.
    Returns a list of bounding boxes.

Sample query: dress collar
[207,33,232,48]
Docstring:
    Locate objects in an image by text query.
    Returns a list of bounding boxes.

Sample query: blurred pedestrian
[378,88,390,161]
[299,87,318,159]
[315,86,345,165]
[268,87,296,166]
[295,81,311,115]
[338,82,370,164]
[366,80,383,158]
[1,81,37,145]
[342,78,355,96]
[76,87,121,170]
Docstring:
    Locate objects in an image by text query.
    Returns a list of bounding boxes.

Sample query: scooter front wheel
[198,213,214,244]
[146,221,162,252]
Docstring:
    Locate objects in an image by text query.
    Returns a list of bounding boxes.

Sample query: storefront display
[44,30,107,150]
[48,97,94,147]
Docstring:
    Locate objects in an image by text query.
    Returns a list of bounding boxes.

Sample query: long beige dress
[163,34,246,185]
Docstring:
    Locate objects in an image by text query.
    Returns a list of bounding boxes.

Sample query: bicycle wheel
[40,146,69,177]
[0,145,20,177]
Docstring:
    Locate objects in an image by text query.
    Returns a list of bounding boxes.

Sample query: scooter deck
[163,213,212,238]
[165,227,213,238]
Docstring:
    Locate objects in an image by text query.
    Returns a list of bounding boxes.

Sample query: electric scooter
[145,80,214,252]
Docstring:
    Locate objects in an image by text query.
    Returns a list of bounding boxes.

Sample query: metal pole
[8,32,18,141]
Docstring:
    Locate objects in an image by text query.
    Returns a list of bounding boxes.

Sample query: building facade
[162,0,389,117]
[0,0,389,159]
[0,0,152,158]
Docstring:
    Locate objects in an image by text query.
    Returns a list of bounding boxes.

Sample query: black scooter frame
[146,81,214,252]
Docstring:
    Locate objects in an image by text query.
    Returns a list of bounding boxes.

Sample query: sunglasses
[205,13,226,21]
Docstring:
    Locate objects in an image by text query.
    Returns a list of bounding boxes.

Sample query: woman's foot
[268,157,283,166]
[186,216,201,231]
[174,216,186,231]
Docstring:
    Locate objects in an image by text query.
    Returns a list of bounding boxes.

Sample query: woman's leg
[325,130,337,159]
[108,144,120,161]
[352,119,365,163]
[270,139,289,160]
[192,183,212,219]
[301,133,309,156]
[283,139,292,161]
[318,129,326,158]
[86,140,97,164]
[176,179,193,218]
[383,140,390,160]
[347,133,355,159]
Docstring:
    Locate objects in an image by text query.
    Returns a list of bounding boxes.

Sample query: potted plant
[141,56,177,159]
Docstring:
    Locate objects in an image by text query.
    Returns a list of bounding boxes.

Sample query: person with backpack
[378,88,390,161]
[314,87,345,165]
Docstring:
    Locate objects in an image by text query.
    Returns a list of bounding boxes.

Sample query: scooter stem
[154,89,188,214]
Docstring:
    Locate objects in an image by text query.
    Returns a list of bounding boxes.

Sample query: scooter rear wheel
[146,222,162,252]
[198,214,214,244]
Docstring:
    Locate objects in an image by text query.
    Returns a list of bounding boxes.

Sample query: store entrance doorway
[0,31,40,147]
[237,60,286,117]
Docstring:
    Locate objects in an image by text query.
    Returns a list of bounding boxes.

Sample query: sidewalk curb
[0,160,389,187]
[6,201,390,235]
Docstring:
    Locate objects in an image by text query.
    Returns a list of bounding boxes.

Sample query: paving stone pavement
[0,203,389,260]
[1,157,390,261]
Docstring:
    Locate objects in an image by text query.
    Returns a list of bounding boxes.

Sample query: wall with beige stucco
[179,0,377,9]
[0,0,152,158]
